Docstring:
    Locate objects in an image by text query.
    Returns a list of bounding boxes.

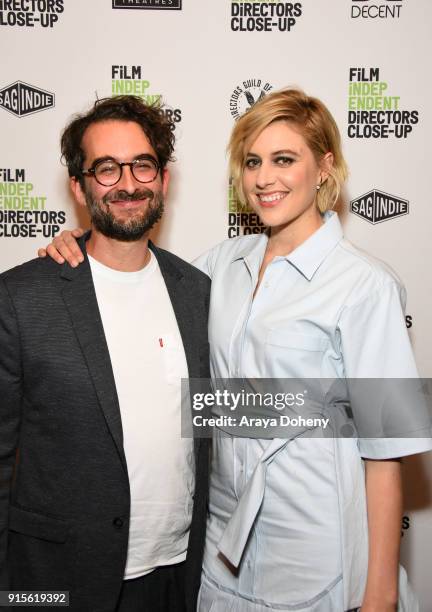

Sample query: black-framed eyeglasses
[82,155,160,187]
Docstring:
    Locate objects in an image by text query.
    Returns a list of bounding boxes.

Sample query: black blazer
[0,236,210,612]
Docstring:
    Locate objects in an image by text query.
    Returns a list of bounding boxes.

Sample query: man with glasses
[0,96,210,612]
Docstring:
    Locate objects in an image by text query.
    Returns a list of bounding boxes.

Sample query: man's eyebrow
[133,153,159,163]
[87,153,158,168]
[87,155,115,168]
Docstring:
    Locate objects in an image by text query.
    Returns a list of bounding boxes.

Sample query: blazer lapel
[149,243,203,456]
[60,242,128,475]
[149,242,201,380]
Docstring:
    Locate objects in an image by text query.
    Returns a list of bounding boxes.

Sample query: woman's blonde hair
[228,88,348,212]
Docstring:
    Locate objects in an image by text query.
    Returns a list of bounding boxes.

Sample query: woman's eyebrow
[271,149,300,156]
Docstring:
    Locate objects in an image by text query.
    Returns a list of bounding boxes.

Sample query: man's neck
[86,230,151,272]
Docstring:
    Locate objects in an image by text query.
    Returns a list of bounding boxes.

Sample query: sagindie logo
[230,79,273,121]
[0,168,66,238]
[231,1,302,32]
[0,81,55,117]
[350,189,409,224]
[111,65,182,130]
[0,0,64,28]
[351,0,403,19]
[347,68,418,139]
[112,0,182,9]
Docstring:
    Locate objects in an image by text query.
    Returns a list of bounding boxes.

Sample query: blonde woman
[41,89,431,611]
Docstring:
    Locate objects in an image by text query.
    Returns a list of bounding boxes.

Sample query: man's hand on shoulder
[38,228,85,267]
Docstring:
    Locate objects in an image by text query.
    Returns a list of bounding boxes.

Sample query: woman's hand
[38,228,85,267]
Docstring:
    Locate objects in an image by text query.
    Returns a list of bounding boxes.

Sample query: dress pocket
[266,330,330,351]
[264,330,330,378]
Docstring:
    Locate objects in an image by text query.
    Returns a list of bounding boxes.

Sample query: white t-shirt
[89,251,194,579]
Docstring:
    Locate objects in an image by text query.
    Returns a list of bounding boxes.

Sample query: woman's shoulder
[333,237,406,307]
[338,237,403,285]
[192,233,264,278]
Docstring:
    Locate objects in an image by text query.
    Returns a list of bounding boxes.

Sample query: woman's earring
[316,183,321,191]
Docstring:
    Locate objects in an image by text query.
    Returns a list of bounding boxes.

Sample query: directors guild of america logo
[112,0,182,9]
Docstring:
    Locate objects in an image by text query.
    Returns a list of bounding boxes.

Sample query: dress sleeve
[337,279,432,459]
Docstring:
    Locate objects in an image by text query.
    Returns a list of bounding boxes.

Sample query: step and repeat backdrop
[1,0,431,607]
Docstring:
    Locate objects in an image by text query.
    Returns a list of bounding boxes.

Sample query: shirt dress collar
[230,212,344,281]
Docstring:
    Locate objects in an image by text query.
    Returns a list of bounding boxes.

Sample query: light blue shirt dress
[193,212,432,612]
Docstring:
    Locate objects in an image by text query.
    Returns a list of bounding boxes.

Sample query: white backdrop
[1,0,431,607]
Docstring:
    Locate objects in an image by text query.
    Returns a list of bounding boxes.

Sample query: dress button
[113,517,124,529]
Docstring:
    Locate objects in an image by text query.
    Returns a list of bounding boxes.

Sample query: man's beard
[85,187,164,242]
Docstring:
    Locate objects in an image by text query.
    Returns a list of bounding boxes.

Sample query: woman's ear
[319,152,334,184]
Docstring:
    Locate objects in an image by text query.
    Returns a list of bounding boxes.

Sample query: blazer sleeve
[0,278,23,587]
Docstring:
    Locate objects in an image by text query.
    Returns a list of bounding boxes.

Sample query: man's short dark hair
[61,96,175,185]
